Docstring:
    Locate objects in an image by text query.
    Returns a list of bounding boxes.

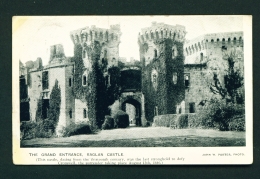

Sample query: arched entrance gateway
[119,92,146,126]
[119,67,146,126]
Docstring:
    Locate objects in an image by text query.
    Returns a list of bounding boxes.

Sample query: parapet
[70,24,122,45]
[184,31,243,56]
[138,22,186,44]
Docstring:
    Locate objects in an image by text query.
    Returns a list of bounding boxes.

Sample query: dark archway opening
[121,98,141,126]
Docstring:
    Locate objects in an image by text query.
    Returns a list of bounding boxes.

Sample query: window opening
[154,49,157,58]
[42,71,49,90]
[185,74,190,87]
[83,109,87,118]
[83,75,87,86]
[69,109,72,119]
[69,78,72,87]
[200,53,203,62]
[189,103,195,113]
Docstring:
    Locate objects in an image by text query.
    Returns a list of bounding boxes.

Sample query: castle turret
[70,24,122,69]
[139,22,186,122]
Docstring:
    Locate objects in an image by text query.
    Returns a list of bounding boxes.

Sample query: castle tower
[69,25,122,126]
[70,24,122,70]
[183,31,244,113]
[138,22,186,122]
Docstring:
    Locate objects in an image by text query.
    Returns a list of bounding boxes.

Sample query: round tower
[138,22,186,122]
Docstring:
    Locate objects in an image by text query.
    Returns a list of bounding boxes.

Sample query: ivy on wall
[48,79,61,128]
[141,39,185,122]
[72,41,121,128]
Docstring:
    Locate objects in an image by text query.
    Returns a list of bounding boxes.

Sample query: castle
[19,22,244,132]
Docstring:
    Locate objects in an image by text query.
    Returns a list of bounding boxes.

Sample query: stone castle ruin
[19,22,244,132]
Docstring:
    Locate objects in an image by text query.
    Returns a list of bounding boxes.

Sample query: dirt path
[21,127,245,147]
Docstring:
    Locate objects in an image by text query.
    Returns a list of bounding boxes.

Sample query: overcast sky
[13,16,244,65]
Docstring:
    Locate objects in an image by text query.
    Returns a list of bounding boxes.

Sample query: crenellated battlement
[184,31,243,56]
[70,24,122,46]
[138,22,186,44]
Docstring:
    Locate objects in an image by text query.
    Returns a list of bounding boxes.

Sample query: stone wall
[27,70,42,121]
[184,64,211,114]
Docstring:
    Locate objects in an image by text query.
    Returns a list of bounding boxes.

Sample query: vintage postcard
[13,15,252,165]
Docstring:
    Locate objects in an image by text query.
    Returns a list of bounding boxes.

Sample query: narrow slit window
[83,75,87,86]
[83,109,87,118]
[69,78,72,87]
[185,74,190,87]
[154,49,157,58]
[69,109,72,118]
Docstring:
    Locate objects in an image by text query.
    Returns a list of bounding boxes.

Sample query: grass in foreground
[21,136,245,148]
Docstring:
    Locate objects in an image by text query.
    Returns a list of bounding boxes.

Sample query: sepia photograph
[13,15,252,164]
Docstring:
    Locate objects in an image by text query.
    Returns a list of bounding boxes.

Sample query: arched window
[228,38,231,42]
[239,36,242,42]
[154,49,157,58]
[161,29,163,38]
[145,32,149,39]
[83,109,87,118]
[217,38,219,42]
[185,74,190,87]
[82,75,87,86]
[100,32,103,40]
[211,39,214,42]
[111,33,114,40]
[172,72,178,85]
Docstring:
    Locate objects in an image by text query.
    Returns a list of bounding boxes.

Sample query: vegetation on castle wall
[73,42,121,128]
[165,40,185,113]
[22,80,62,139]
[209,51,244,104]
[47,79,61,130]
[197,50,245,131]
[106,67,121,106]
[35,97,43,121]
[141,39,185,122]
